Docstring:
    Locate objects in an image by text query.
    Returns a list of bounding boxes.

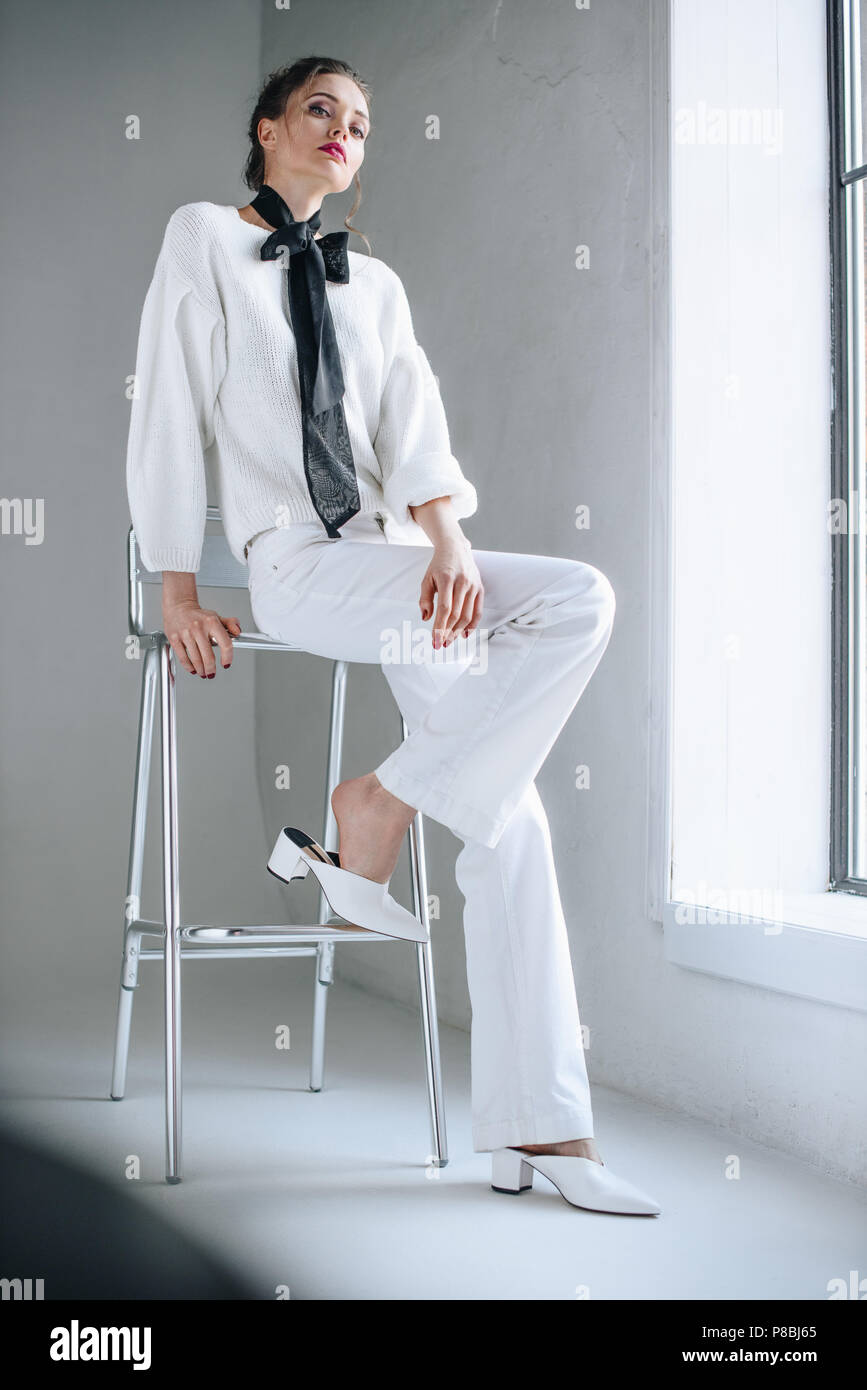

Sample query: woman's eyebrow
[307,90,370,124]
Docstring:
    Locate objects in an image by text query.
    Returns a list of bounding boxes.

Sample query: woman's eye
[309,104,366,139]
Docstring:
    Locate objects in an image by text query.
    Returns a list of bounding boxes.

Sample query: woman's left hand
[419,536,484,649]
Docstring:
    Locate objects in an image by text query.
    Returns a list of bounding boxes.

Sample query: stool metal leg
[415,935,448,1166]
[308,665,448,1168]
[310,660,348,1092]
[401,716,448,1168]
[159,638,183,1184]
[112,642,159,1100]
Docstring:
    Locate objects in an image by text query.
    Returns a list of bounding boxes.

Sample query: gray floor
[1,952,865,1301]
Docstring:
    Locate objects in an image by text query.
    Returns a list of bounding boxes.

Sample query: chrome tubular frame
[403,715,448,1166]
[111,514,449,1182]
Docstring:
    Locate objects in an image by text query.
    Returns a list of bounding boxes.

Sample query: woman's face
[268,73,370,192]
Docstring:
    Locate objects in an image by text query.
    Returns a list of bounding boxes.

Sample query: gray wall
[257,0,653,1025]
[1,0,863,1184]
[0,0,277,1013]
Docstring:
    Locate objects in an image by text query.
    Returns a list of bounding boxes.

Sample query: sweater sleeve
[373,268,478,526]
[125,212,227,573]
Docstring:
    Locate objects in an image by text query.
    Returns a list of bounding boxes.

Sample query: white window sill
[662,892,867,1012]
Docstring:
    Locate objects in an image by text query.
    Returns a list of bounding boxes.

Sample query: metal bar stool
[111,506,448,1183]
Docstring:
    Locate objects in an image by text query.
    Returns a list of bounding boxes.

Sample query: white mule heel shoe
[491,1147,661,1215]
[267,826,430,944]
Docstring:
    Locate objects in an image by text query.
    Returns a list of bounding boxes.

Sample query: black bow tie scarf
[250,183,359,537]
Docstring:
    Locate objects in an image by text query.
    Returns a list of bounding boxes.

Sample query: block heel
[267,831,313,882]
[491,1147,534,1194]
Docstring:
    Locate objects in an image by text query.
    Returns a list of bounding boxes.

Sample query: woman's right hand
[162,572,241,677]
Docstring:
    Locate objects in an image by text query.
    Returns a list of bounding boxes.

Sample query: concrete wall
[257,0,654,1027]
[0,0,278,1016]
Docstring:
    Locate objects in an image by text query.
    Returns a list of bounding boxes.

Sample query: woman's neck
[237,203,323,239]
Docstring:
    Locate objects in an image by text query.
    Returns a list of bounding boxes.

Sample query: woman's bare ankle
[331,773,417,882]
[514,1138,602,1165]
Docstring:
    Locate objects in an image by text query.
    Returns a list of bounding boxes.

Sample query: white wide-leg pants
[247,510,616,1151]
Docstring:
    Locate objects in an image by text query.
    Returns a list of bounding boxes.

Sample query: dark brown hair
[243,57,372,255]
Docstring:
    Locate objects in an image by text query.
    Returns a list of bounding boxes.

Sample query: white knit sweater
[125,201,478,572]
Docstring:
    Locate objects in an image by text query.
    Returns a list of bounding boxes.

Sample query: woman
[125,56,660,1217]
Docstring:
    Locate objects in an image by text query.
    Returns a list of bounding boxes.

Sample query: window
[658,0,867,1010]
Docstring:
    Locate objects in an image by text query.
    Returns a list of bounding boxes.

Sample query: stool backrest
[128,506,249,636]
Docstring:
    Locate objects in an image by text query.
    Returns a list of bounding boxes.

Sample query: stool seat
[111,508,448,1183]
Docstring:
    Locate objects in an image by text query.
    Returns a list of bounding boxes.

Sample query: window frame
[830,0,864,894]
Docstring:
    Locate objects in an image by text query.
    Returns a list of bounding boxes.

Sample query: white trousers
[247,510,616,1151]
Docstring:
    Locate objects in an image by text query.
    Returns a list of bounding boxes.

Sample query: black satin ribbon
[250,183,359,537]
